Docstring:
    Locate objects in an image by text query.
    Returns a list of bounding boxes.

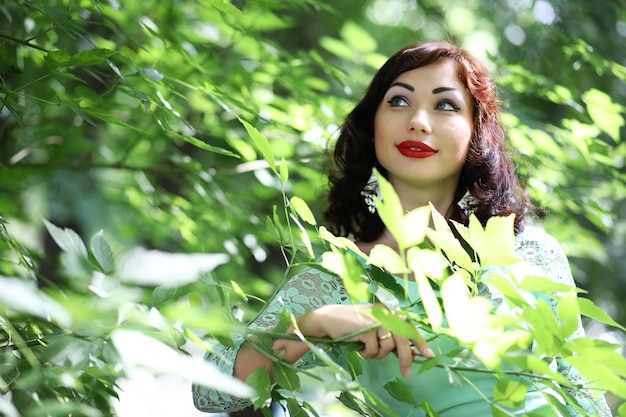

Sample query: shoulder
[515,224,565,258]
[514,223,574,285]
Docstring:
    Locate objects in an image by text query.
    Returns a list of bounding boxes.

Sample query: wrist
[296,305,332,338]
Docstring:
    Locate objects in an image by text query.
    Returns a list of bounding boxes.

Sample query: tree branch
[0,33,49,53]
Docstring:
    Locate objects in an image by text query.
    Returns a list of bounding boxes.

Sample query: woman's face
[374,59,474,194]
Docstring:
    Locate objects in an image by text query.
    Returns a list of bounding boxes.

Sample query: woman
[193,41,612,416]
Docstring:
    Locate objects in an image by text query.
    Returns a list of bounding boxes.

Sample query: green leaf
[517,274,582,294]
[418,402,442,417]
[246,367,272,408]
[411,264,443,329]
[337,392,365,414]
[286,398,307,417]
[368,243,405,275]
[493,379,527,407]
[151,286,178,306]
[69,48,115,66]
[566,356,626,398]
[179,134,239,157]
[0,276,71,326]
[408,247,448,281]
[289,196,316,226]
[239,117,276,173]
[44,219,88,257]
[273,362,301,392]
[556,292,580,339]
[116,248,229,287]
[91,230,115,274]
[230,280,248,301]
[578,297,626,331]
[468,214,519,266]
[340,21,377,52]
[374,171,405,246]
[370,306,423,342]
[383,378,416,405]
[45,50,71,69]
[583,88,624,143]
[279,157,289,183]
[112,330,254,398]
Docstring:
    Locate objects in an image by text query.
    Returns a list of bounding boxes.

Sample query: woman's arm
[192,268,350,413]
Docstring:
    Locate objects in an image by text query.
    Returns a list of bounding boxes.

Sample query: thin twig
[0,33,49,52]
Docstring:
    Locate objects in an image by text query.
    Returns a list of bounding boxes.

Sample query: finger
[373,331,395,359]
[393,335,413,378]
[358,333,380,359]
[411,338,435,358]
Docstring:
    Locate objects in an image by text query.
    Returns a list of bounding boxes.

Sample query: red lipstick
[396,141,437,158]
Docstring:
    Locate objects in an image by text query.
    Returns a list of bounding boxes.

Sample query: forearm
[233,338,311,382]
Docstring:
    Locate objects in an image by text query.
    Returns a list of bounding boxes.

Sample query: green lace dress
[192,226,612,417]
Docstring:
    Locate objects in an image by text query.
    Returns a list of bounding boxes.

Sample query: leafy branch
[0,33,49,52]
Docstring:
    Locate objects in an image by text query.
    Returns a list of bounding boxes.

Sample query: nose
[408,109,432,134]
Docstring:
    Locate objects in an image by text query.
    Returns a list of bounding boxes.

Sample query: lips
[396,141,438,158]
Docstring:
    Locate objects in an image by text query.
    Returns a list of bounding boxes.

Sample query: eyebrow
[389,82,414,92]
[388,83,458,95]
[432,86,458,94]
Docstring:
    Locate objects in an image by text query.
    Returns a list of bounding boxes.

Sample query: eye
[387,96,409,107]
[436,100,460,112]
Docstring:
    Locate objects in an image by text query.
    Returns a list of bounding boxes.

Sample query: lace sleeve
[515,227,613,417]
[192,267,349,413]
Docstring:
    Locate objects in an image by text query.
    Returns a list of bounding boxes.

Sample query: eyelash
[386,96,461,112]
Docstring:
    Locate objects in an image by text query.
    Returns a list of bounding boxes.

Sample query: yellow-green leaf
[493,379,527,407]
[583,88,625,143]
[368,244,405,275]
[238,117,276,173]
[290,196,316,226]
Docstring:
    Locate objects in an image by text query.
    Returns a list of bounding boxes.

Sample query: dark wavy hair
[323,40,532,242]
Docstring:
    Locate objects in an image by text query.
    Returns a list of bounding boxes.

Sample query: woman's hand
[276,304,434,378]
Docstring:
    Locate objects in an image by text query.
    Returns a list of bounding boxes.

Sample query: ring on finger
[378,332,392,341]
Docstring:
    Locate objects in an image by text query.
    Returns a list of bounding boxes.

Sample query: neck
[390,179,457,218]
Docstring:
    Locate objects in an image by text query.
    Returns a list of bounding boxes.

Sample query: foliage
[1,0,625,415]
[241,172,626,416]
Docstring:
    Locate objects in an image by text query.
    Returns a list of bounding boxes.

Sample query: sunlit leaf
[0,276,71,326]
[425,229,474,273]
[231,280,248,302]
[0,397,19,417]
[239,117,276,173]
[117,248,229,287]
[583,88,625,143]
[493,379,527,407]
[408,247,448,281]
[577,298,626,331]
[369,307,423,341]
[279,157,289,183]
[112,330,254,398]
[368,244,405,275]
[401,205,430,247]
[318,226,366,257]
[410,259,443,329]
[556,292,580,339]
[44,219,88,257]
[290,196,316,226]
[340,21,377,53]
[179,134,239,157]
[374,171,405,246]
[468,214,519,266]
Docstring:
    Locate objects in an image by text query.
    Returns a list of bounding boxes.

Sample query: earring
[360,172,382,214]
[457,190,477,215]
